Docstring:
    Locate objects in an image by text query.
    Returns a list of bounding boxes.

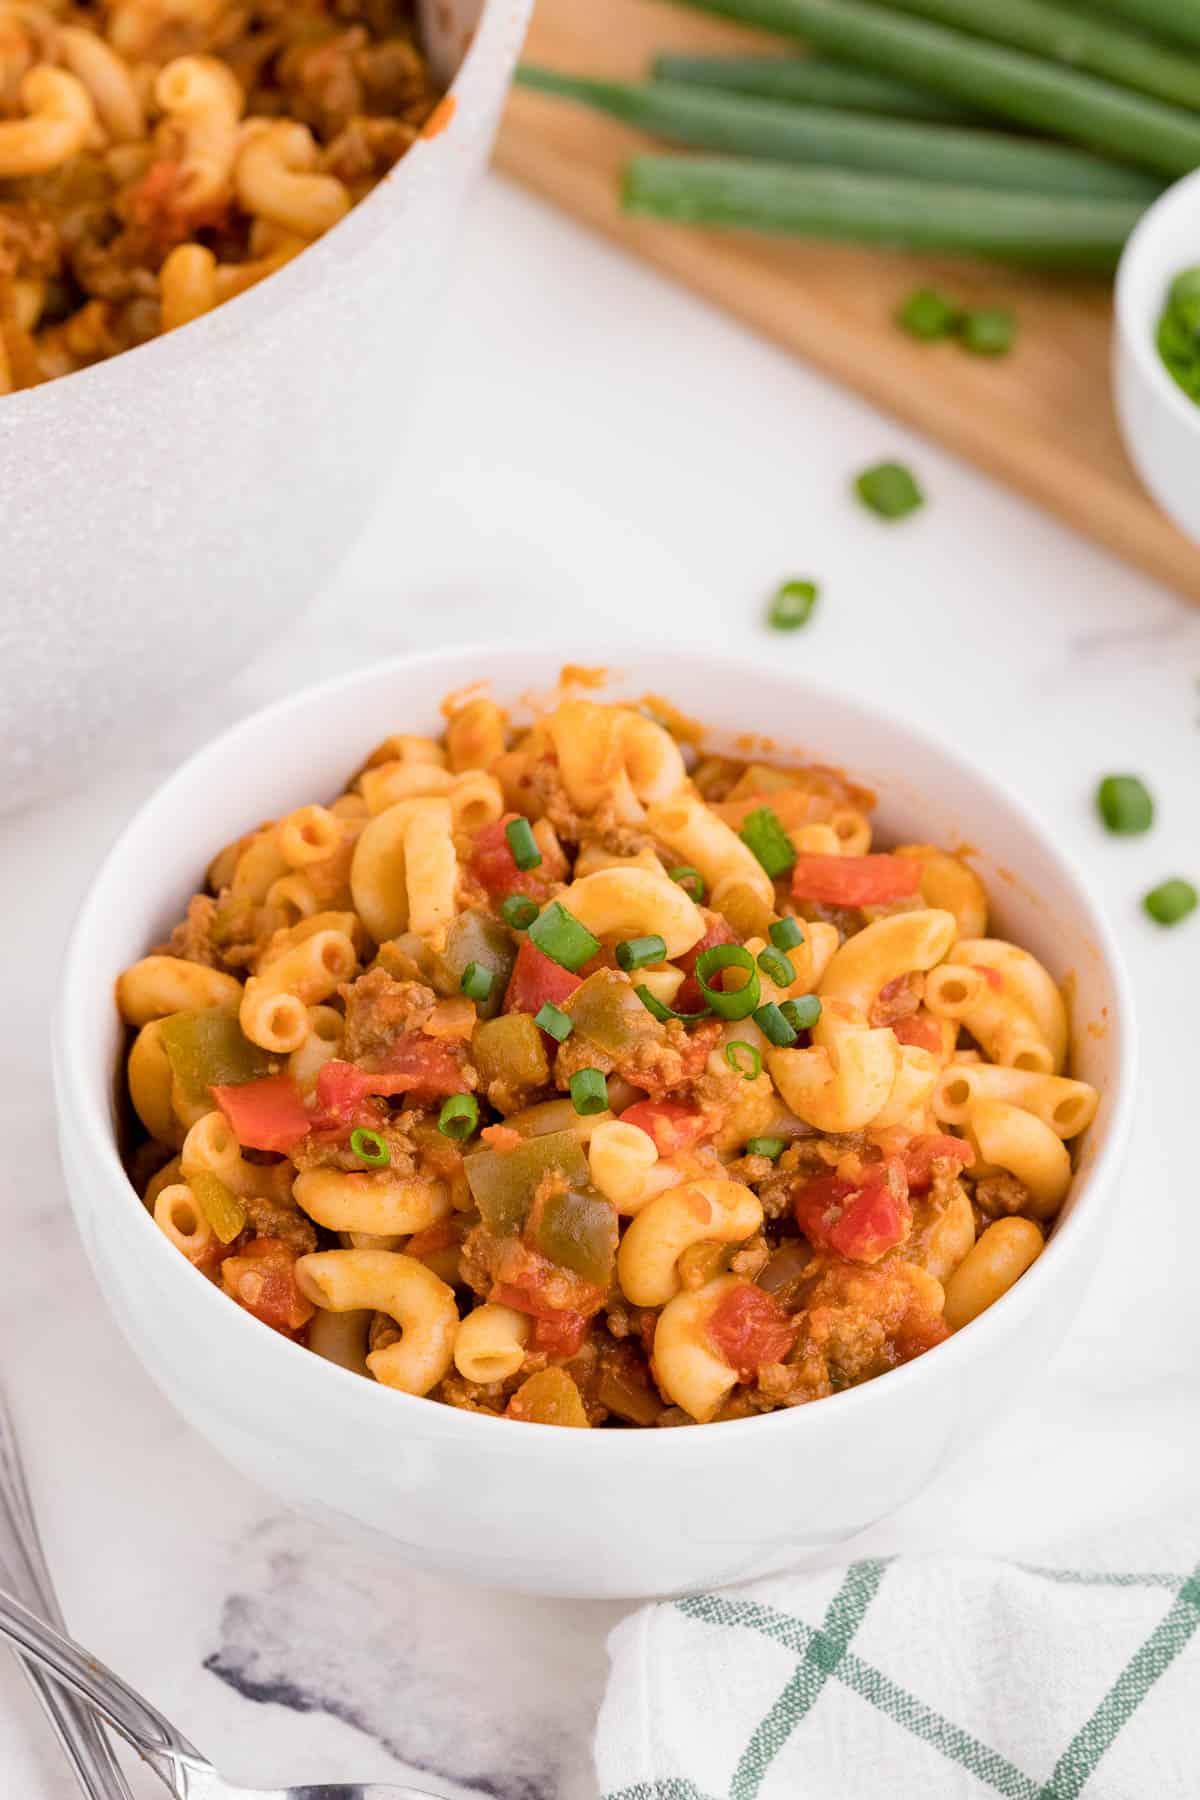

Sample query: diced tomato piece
[492,1282,593,1357]
[619,1098,711,1156]
[405,1218,458,1260]
[471,814,554,902]
[791,854,921,908]
[893,1014,943,1054]
[707,1283,796,1380]
[673,916,739,1014]
[902,1133,974,1193]
[220,1237,314,1335]
[314,1037,465,1122]
[793,1159,912,1265]
[503,936,583,1015]
[212,1074,310,1153]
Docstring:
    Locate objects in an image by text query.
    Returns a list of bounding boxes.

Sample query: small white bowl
[1114,167,1200,542]
[53,649,1137,1599]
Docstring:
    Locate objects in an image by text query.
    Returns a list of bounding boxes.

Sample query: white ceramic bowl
[54,648,1136,1599]
[1114,167,1200,543]
[0,0,531,812]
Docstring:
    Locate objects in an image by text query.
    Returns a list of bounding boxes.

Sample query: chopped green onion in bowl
[740,805,796,879]
[668,864,706,902]
[1156,266,1200,402]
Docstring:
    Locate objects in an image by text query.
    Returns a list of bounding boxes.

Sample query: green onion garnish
[896,286,960,341]
[769,916,804,951]
[767,579,818,632]
[534,1001,573,1042]
[855,462,924,521]
[781,995,822,1032]
[505,816,542,871]
[635,984,712,1024]
[437,1093,480,1140]
[757,947,795,987]
[616,934,668,973]
[569,1068,609,1115]
[724,1040,762,1081]
[1096,774,1154,836]
[349,1127,390,1168]
[460,961,494,1003]
[1143,878,1197,926]
[746,1136,786,1161]
[752,1002,797,1046]
[500,894,538,930]
[739,806,796,880]
[528,900,601,971]
[668,864,706,902]
[959,306,1016,356]
[694,943,760,1021]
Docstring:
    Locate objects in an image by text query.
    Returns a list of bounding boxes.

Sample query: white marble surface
[4,174,1200,1799]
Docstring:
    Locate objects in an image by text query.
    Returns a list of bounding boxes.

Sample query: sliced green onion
[349,1127,391,1168]
[769,916,805,951]
[635,983,712,1023]
[1096,774,1154,836]
[616,934,668,972]
[528,900,601,971]
[746,1135,787,1161]
[1143,879,1197,926]
[725,1040,762,1081]
[757,946,795,986]
[752,1001,798,1046]
[695,943,761,1020]
[896,286,960,341]
[500,894,538,930]
[505,816,542,871]
[781,994,823,1032]
[856,462,925,520]
[959,306,1016,356]
[438,1093,480,1140]
[534,1001,574,1042]
[570,1068,609,1115]
[767,579,818,631]
[739,805,797,880]
[668,864,706,902]
[460,961,494,1003]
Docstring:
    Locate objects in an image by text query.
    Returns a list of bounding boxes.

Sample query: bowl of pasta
[0,0,530,809]
[54,648,1135,1598]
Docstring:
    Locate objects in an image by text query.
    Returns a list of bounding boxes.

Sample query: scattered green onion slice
[752,1001,797,1046]
[739,806,796,880]
[635,984,712,1024]
[769,916,805,951]
[959,306,1016,356]
[1143,878,1197,926]
[757,947,795,987]
[616,933,668,973]
[855,461,924,521]
[570,1068,609,1115]
[534,1001,573,1042]
[724,1040,762,1081]
[767,579,818,632]
[1096,774,1154,836]
[460,961,494,1003]
[781,995,823,1032]
[349,1126,391,1168]
[896,286,960,341]
[437,1093,479,1140]
[500,894,538,930]
[505,816,542,871]
[695,943,761,1020]
[528,900,601,971]
[746,1136,786,1161]
[668,864,706,902]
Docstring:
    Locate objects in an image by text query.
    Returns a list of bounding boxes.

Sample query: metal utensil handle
[0,1583,208,1788]
[0,1386,138,1800]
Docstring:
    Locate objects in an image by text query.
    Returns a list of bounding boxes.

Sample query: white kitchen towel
[594,1536,1200,1799]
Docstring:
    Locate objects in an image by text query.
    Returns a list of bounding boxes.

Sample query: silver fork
[0,1581,447,1800]
[0,1385,135,1799]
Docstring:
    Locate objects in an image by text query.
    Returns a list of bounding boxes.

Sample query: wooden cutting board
[494,0,1200,602]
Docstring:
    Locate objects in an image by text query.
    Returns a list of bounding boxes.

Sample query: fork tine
[0,1380,138,1799]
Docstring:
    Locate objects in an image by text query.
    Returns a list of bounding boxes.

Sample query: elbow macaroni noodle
[117,682,1099,1428]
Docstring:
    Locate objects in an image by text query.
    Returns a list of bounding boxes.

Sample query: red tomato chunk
[471,814,553,902]
[212,1074,309,1153]
[892,1015,942,1054]
[315,1036,464,1119]
[902,1134,974,1193]
[491,1283,591,1356]
[221,1238,313,1335]
[706,1283,796,1380]
[504,937,583,1015]
[793,1159,912,1264]
[791,854,921,908]
[620,1099,711,1157]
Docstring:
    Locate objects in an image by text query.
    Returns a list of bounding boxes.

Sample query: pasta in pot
[117,678,1099,1428]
